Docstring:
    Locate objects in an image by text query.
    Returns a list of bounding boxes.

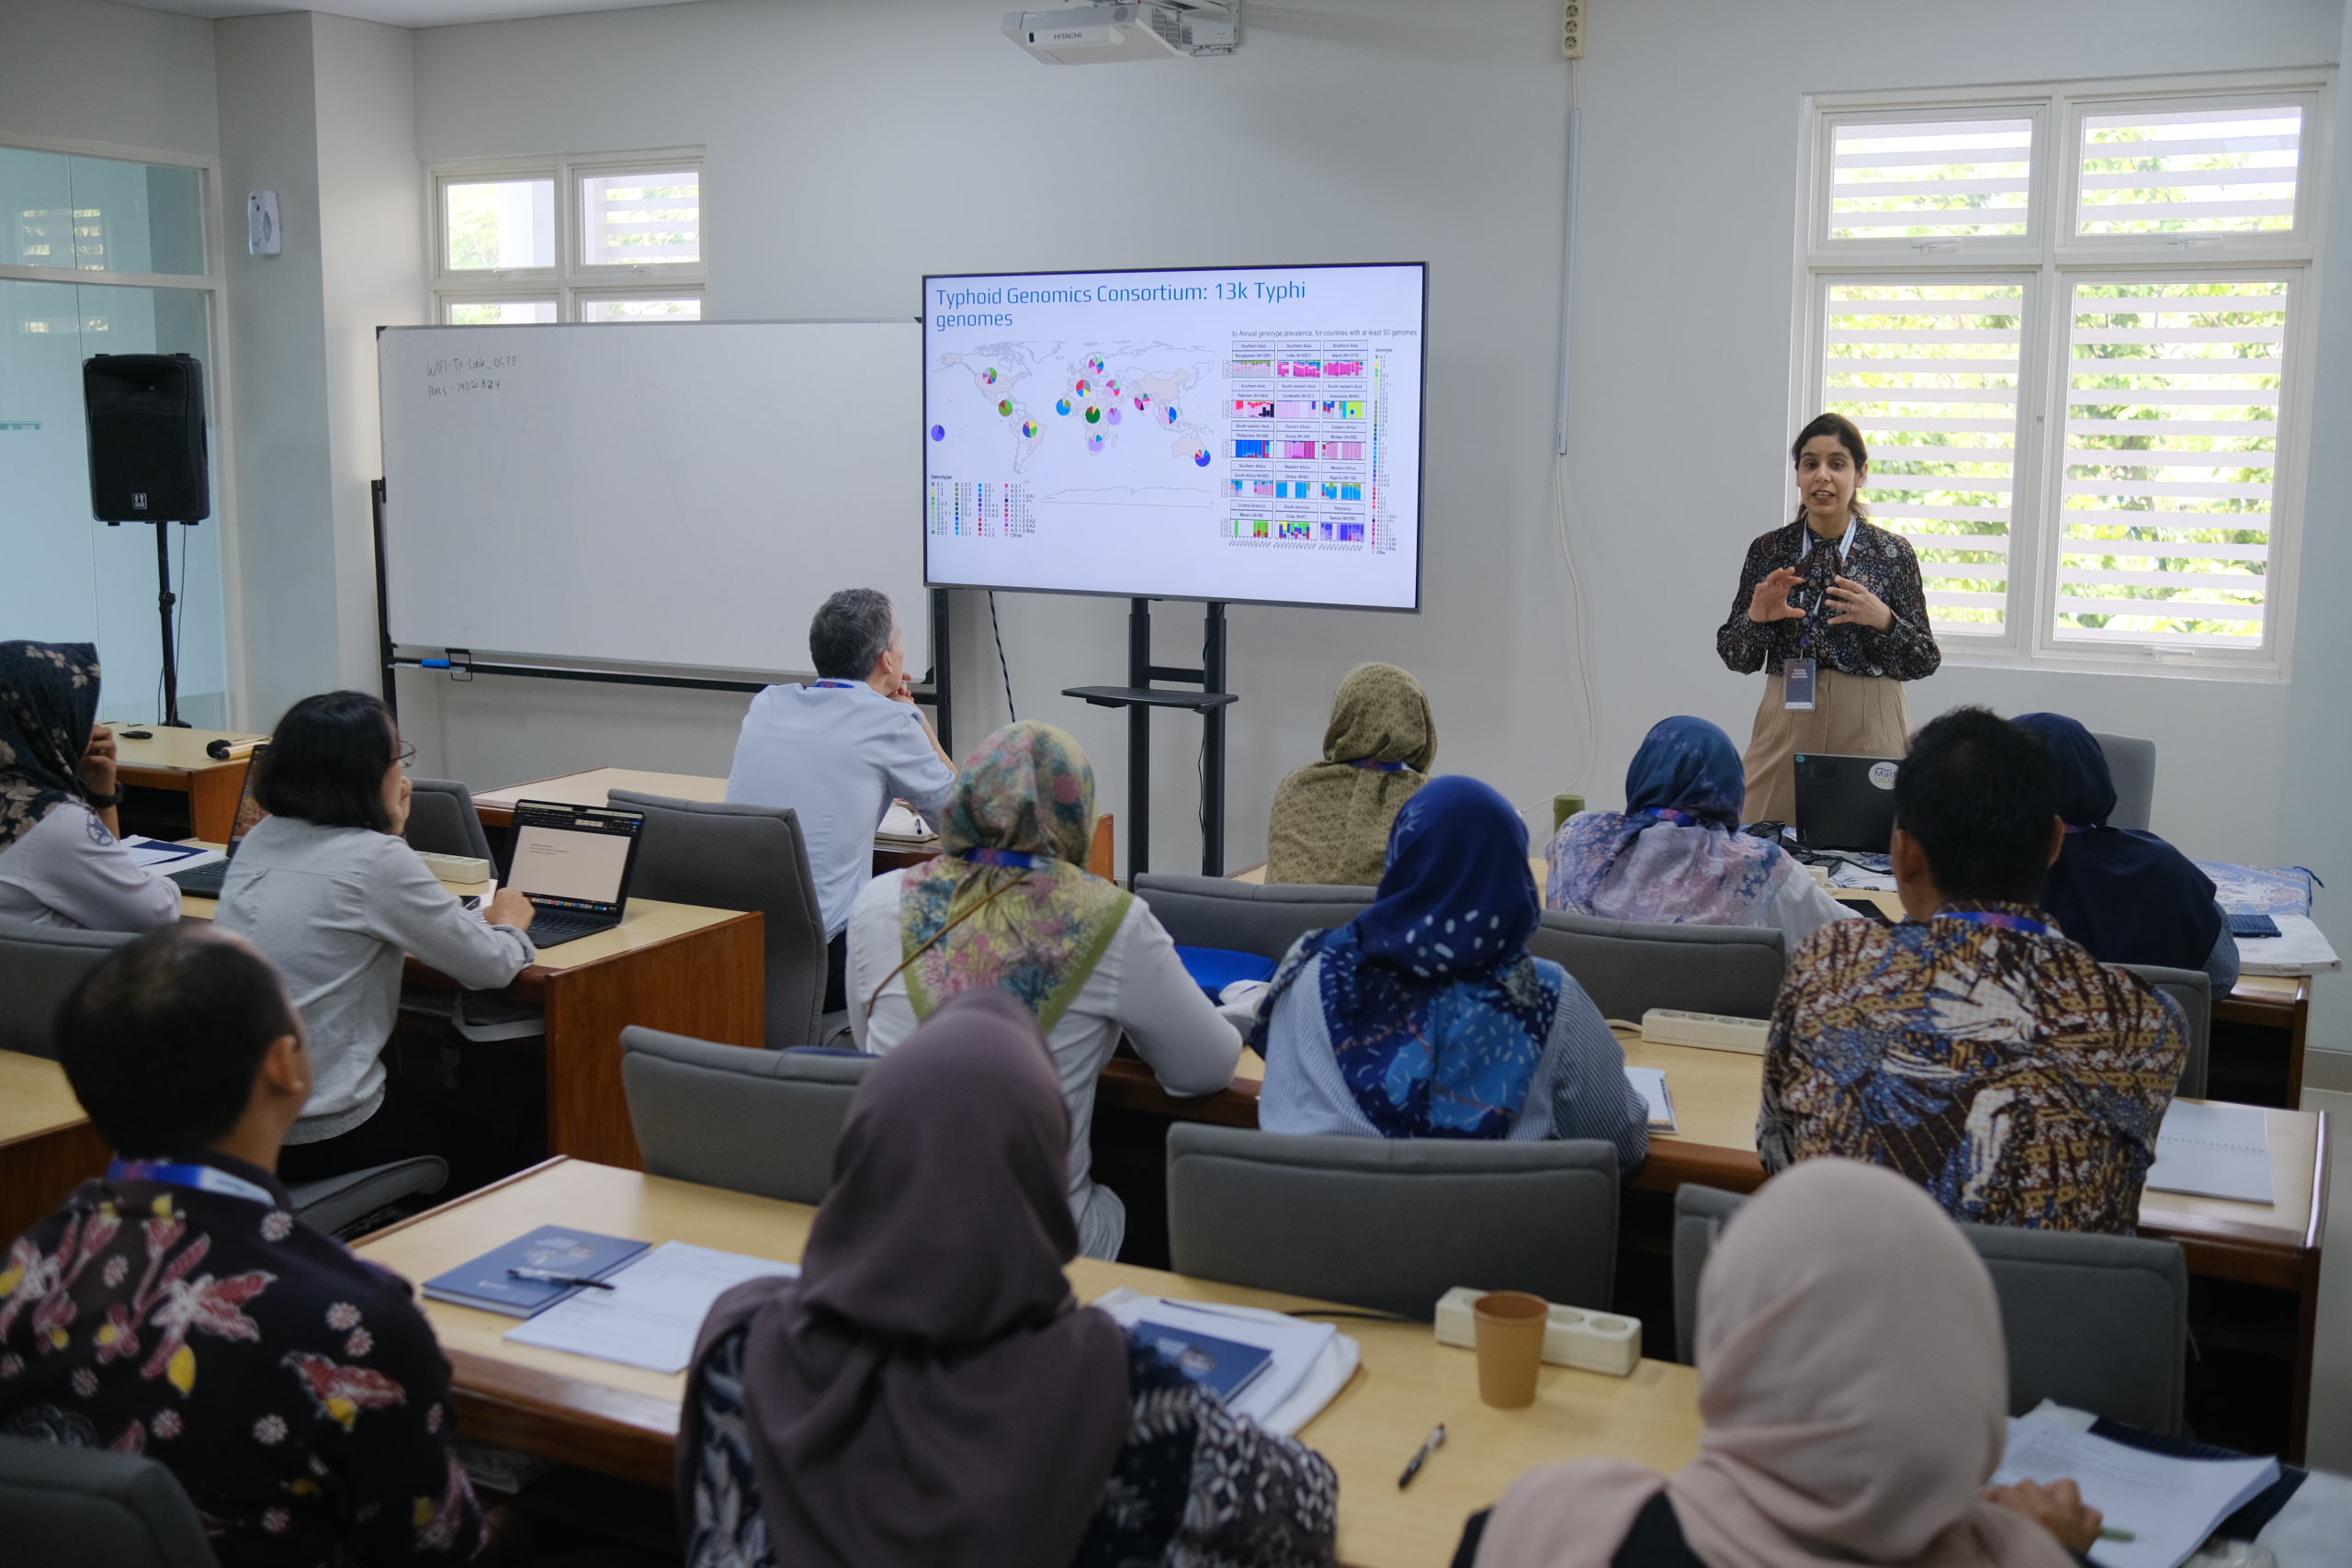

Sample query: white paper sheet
[877,802,933,840]
[1624,1066,1677,1132]
[1091,1289,1344,1432]
[122,836,222,870]
[1990,1415,2278,1568]
[2144,1101,2273,1204]
[2236,914,2341,976]
[503,1241,797,1372]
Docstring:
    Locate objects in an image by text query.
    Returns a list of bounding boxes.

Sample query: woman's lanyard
[107,1157,277,1206]
[1640,807,1701,827]
[1935,909,2052,937]
[1796,519,1856,655]
[1351,759,1408,772]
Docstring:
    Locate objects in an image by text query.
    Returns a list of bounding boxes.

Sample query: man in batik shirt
[1758,706,2186,1234]
[0,927,486,1566]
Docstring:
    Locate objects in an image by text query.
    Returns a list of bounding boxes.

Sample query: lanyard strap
[961,847,1043,868]
[811,680,859,690]
[1640,807,1701,827]
[1936,909,2053,937]
[107,1157,277,1207]
[1351,759,1408,772]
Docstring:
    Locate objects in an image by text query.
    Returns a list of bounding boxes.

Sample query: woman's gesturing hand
[1826,573,1892,632]
[1747,567,1808,625]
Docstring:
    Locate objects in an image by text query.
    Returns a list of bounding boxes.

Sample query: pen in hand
[1398,1424,1446,1489]
[2098,1529,2135,1542]
[508,1267,615,1290]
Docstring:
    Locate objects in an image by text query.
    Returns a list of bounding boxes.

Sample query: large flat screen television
[922,262,1425,610]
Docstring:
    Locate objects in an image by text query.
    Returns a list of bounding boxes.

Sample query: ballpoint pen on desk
[2098,1529,2136,1543]
[1398,1424,1446,1489]
[508,1268,616,1291]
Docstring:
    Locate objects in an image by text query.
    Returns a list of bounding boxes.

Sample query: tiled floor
[2298,1088,2352,1472]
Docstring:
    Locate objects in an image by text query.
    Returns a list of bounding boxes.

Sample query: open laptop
[1791,752,1901,852]
[166,743,268,897]
[502,799,647,948]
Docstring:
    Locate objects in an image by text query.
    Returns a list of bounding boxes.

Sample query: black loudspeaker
[83,353,210,522]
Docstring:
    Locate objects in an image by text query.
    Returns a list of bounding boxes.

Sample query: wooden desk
[179,878,763,1171]
[0,1051,111,1245]
[355,1158,1702,1566]
[113,726,265,844]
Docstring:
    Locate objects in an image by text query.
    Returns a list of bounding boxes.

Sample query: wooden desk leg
[2286,992,2310,1108]
[0,1122,113,1243]
[187,761,252,844]
[2289,1247,2319,1464]
[542,918,765,1169]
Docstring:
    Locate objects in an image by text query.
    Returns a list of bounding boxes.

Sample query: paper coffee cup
[1473,1291,1549,1408]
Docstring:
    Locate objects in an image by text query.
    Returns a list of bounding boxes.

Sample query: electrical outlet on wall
[1562,0,1586,58]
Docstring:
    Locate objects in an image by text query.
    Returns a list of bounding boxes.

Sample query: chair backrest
[1669,1183,2189,1432]
[0,1437,220,1568]
[401,778,492,863]
[1528,911,1786,1022]
[1165,1122,1621,1319]
[2090,732,2156,831]
[1130,874,1374,964]
[0,918,137,1059]
[620,1025,874,1202]
[608,789,823,1050]
[2115,963,2210,1100]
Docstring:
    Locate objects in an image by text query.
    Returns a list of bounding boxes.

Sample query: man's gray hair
[808,588,897,681]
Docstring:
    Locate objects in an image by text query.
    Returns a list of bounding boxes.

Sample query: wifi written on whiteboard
[424,353,517,398]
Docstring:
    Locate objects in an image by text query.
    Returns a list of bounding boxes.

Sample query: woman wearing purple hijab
[677,987,1338,1568]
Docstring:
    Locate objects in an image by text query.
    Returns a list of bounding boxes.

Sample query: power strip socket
[1433,1286,1640,1376]
[1641,1008,1769,1054]
[1561,0,1586,58]
[416,851,492,886]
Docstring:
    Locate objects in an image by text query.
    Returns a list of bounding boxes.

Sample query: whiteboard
[378,321,927,675]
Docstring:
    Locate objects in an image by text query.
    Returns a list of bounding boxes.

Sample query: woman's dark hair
[1894,705,2060,905]
[1790,412,1871,525]
[56,927,300,1156]
[253,690,400,831]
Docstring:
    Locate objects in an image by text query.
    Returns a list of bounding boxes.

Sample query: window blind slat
[1830,117,2034,241]
[2077,106,2302,233]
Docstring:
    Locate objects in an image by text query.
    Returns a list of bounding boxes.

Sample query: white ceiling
[126,0,707,28]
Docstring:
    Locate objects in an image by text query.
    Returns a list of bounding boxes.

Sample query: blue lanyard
[1641,807,1700,827]
[1351,759,1408,772]
[811,680,859,690]
[961,847,1043,869]
[107,1157,277,1207]
[1936,910,2052,937]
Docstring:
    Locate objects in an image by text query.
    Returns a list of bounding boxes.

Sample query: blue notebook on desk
[1135,1319,1275,1403]
[421,1225,650,1317]
[1176,946,1277,1003]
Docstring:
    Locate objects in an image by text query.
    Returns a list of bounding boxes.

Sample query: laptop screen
[1792,753,1901,852]
[504,801,645,917]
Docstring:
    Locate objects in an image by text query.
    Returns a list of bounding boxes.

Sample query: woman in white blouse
[0,641,178,933]
[847,722,1242,1261]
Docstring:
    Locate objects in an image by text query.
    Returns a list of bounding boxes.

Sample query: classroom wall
[0,0,218,157]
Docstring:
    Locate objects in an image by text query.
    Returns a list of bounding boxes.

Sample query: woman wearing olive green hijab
[1266,663,1437,886]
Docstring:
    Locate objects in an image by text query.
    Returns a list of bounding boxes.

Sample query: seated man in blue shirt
[1,926,490,1567]
[728,588,959,1011]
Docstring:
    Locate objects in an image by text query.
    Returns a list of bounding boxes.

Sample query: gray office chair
[2090,732,2156,831]
[1166,1122,1622,1319]
[0,919,138,1059]
[1671,1183,2189,1433]
[401,778,493,863]
[286,1157,448,1236]
[2117,963,2211,1100]
[0,1435,220,1568]
[621,1025,874,1202]
[608,790,826,1051]
[1529,911,1786,1022]
[1132,874,1374,964]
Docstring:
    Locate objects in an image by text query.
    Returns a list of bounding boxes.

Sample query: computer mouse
[121,729,153,739]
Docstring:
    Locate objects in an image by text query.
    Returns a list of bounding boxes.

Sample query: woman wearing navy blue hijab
[2013,713,2235,992]
[1250,775,1649,1166]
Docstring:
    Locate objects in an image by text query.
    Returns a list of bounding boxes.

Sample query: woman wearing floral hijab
[0,640,178,931]
[846,721,1243,1259]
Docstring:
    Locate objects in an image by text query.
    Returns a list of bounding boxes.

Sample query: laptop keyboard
[525,910,617,948]
[168,862,230,897]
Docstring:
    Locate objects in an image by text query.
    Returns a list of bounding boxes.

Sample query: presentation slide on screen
[922,263,1424,610]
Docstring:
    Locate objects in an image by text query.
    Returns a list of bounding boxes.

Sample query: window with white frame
[431,152,703,324]
[1796,77,2325,673]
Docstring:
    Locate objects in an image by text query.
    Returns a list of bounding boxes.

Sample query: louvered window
[433,151,704,325]
[1802,76,2320,675]
[1823,283,2024,632]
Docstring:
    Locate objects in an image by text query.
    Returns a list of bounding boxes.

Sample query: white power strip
[1640,1008,1770,1054]
[1433,1286,1640,1376]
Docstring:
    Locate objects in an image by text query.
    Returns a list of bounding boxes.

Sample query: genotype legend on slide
[922,263,1424,610]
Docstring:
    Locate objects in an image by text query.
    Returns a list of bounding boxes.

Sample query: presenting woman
[1717,414,1940,826]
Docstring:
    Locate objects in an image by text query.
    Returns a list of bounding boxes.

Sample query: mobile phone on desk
[1835,897,1896,927]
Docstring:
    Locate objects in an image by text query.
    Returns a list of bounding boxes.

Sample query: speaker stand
[151,521,187,728]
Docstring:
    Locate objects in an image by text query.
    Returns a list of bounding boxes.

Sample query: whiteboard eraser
[1432,1286,1642,1376]
[416,852,491,885]
[1640,1008,1770,1054]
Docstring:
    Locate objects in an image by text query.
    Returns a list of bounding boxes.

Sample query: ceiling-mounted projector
[1002,2,1238,63]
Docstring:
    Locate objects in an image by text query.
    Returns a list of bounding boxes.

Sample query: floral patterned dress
[686,1327,1339,1568]
[0,1154,484,1568]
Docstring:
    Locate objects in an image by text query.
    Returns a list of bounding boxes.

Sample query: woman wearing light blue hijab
[1545,716,1854,944]
[1251,775,1648,1167]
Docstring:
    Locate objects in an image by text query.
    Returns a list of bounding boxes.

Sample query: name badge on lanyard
[1783,657,1818,711]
